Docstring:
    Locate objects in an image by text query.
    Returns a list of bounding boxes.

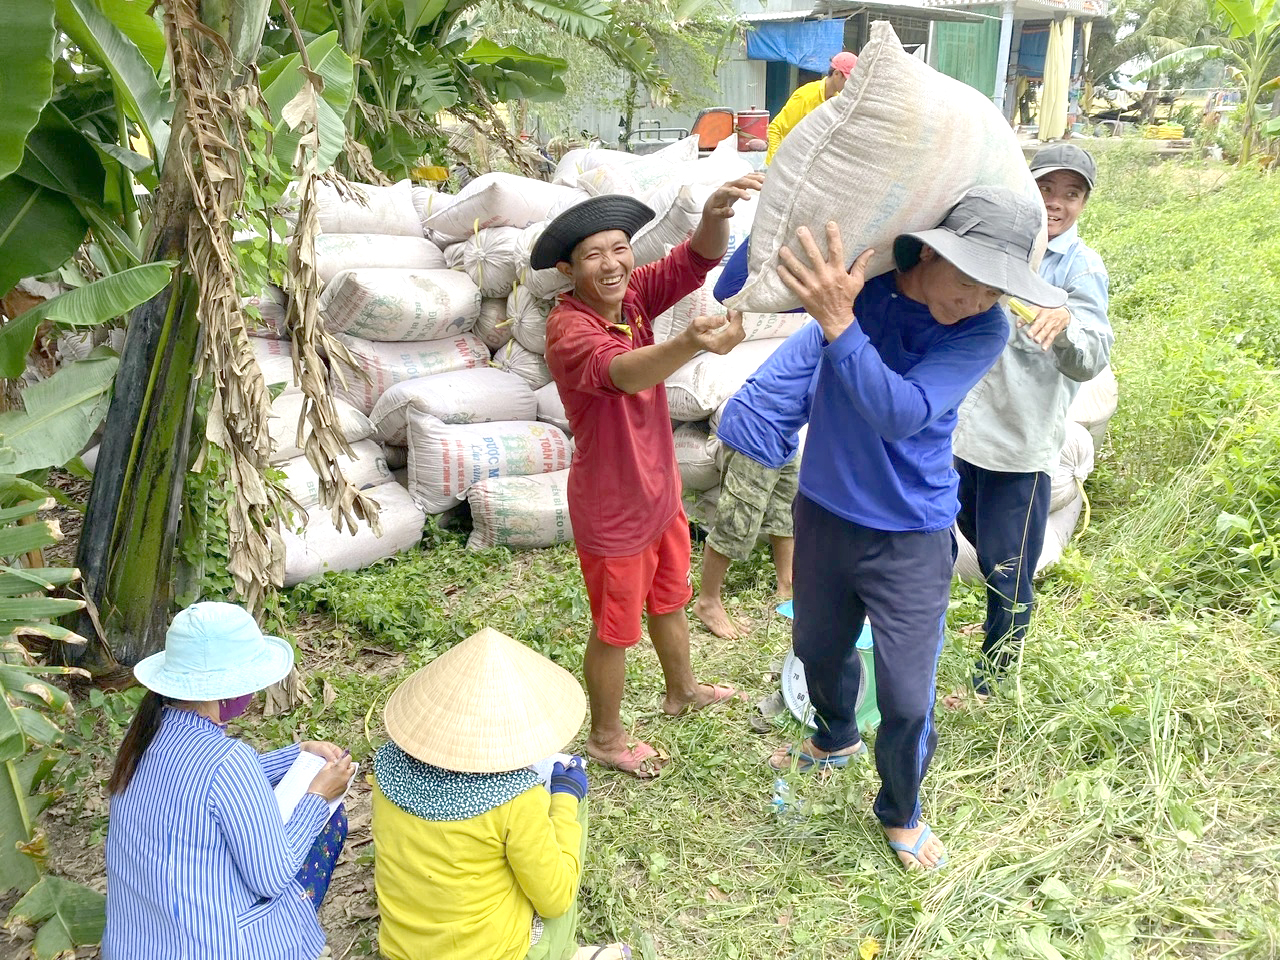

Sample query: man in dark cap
[536,174,763,778]
[717,185,1066,870]
[944,144,1112,709]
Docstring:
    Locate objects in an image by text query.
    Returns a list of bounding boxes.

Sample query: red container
[736,108,769,151]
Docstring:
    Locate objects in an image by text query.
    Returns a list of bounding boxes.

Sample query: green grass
[57,154,1280,960]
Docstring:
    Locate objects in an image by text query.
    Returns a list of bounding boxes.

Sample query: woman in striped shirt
[103,602,353,960]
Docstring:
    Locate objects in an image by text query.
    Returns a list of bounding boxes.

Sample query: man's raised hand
[702,173,765,220]
[778,222,873,343]
[683,309,746,356]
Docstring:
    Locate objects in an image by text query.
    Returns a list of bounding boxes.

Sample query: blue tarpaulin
[746,18,845,73]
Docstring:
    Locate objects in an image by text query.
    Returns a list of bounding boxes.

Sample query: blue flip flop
[886,824,948,871]
[770,740,868,772]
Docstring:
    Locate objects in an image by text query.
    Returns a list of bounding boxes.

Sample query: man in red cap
[766,52,858,163]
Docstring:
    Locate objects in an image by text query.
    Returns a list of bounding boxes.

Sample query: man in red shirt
[535,175,762,777]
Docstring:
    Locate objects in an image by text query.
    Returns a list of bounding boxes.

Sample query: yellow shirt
[372,781,583,960]
[766,79,827,163]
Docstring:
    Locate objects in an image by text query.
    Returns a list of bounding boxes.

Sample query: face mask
[218,693,254,723]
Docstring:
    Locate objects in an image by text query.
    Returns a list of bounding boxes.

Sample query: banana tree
[1136,0,1280,163]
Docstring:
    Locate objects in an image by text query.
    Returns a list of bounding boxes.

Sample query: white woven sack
[268,392,373,464]
[729,22,1044,314]
[370,368,537,443]
[666,339,787,422]
[553,137,698,186]
[534,382,570,435]
[466,470,574,550]
[282,480,425,586]
[631,184,707,266]
[508,285,552,355]
[320,268,481,342]
[1067,365,1117,447]
[423,173,583,244]
[331,333,490,414]
[1050,420,1095,512]
[674,422,721,493]
[405,413,572,513]
[953,494,1083,584]
[475,297,513,351]
[492,340,552,391]
[278,440,392,509]
[742,312,811,342]
[544,188,592,222]
[315,234,446,285]
[445,226,523,298]
[251,336,299,396]
[244,283,288,338]
[632,138,753,204]
[515,222,574,299]
[315,179,422,237]
[383,443,407,471]
[412,186,459,228]
[574,136,705,198]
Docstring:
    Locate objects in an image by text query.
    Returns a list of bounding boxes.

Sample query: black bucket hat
[530,195,656,270]
[892,186,1066,308]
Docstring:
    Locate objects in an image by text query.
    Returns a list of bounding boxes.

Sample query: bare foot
[585,735,667,779]
[941,687,990,711]
[692,596,740,639]
[768,737,865,771]
[662,682,742,717]
[884,822,947,870]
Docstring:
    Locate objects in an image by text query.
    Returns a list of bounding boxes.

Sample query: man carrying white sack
[943,145,1113,709]
[535,175,763,778]
[717,186,1066,870]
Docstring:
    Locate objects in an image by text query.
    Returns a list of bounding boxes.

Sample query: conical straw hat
[383,627,586,773]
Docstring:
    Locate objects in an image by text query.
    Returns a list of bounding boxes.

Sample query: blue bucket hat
[133,602,295,701]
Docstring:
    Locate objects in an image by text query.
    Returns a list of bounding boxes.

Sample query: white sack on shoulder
[405,413,572,513]
[467,470,574,550]
[446,226,524,298]
[509,285,553,355]
[1051,420,1095,512]
[1067,365,1117,447]
[320,268,481,342]
[331,333,491,414]
[269,392,373,464]
[534,382,570,435]
[314,179,422,237]
[493,340,553,391]
[278,439,392,509]
[729,22,1044,314]
[475,297,513,351]
[424,173,583,244]
[282,480,425,586]
[666,338,788,421]
[370,368,537,444]
[315,234,446,285]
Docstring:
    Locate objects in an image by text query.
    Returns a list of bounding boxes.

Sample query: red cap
[831,52,858,77]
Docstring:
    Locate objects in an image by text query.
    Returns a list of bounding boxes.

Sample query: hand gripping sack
[278,439,393,509]
[282,480,425,586]
[370,368,537,444]
[492,340,553,391]
[475,297,513,351]
[405,413,572,513]
[445,226,524,298]
[665,339,788,421]
[728,21,1044,314]
[320,268,481,341]
[423,173,583,244]
[331,333,491,415]
[313,179,422,237]
[315,234,446,285]
[466,470,574,550]
[508,285,553,355]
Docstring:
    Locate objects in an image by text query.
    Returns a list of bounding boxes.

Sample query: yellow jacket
[372,780,583,960]
[766,79,827,163]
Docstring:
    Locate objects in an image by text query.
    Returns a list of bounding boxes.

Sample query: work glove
[549,756,588,800]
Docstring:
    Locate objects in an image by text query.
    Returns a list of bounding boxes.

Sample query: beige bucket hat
[383,627,586,773]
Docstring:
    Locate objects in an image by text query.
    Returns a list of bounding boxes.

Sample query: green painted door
[932,8,1002,98]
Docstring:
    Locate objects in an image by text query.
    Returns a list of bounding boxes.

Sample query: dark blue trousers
[954,458,1051,695]
[792,495,954,829]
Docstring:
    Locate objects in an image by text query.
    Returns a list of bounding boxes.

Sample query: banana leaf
[0,176,89,301]
[261,32,356,172]
[0,0,57,181]
[5,875,106,958]
[0,352,119,473]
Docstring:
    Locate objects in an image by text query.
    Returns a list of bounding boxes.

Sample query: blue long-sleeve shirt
[717,271,1008,532]
[104,708,330,960]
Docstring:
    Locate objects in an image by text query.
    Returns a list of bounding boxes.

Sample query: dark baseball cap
[1029,143,1096,190]
[530,195,655,270]
[893,186,1067,308]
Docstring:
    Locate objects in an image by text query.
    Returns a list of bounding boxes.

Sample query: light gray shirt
[953,225,1113,474]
